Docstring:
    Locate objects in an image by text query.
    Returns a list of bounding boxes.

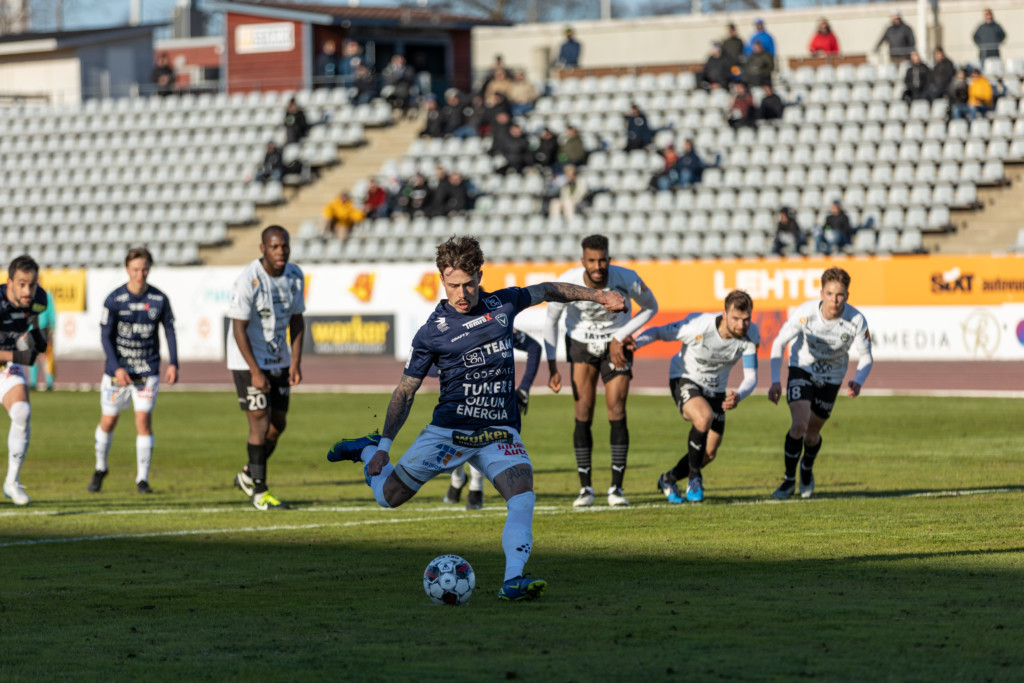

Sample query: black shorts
[566,336,633,384]
[786,367,841,420]
[670,377,726,434]
[233,369,290,413]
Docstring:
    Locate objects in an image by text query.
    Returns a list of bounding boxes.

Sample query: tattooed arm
[526,282,626,311]
[382,374,423,441]
[367,373,423,475]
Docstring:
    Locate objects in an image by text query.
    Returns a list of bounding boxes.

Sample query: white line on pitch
[0,488,1018,547]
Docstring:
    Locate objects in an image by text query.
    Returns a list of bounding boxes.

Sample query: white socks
[469,465,485,492]
[6,401,30,484]
[94,427,155,483]
[360,444,393,507]
[136,435,154,483]
[502,491,535,581]
[95,425,112,472]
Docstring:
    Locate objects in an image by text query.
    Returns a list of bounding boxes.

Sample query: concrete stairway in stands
[201,113,424,265]
[930,163,1024,254]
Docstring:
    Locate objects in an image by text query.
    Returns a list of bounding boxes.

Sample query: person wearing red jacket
[809,18,840,56]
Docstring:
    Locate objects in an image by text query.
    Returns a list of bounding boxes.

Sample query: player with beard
[768,267,873,499]
[327,235,625,600]
[633,290,759,503]
[543,234,658,507]
[0,256,48,506]
[227,226,306,511]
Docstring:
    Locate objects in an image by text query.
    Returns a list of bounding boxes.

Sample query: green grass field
[2,391,1022,681]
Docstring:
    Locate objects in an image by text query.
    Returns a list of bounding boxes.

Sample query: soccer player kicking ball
[0,256,48,506]
[227,226,305,511]
[90,248,179,494]
[443,327,541,510]
[328,236,625,601]
[767,267,873,500]
[543,234,658,508]
[633,290,759,503]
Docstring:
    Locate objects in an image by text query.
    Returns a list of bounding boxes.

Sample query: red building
[206,0,505,95]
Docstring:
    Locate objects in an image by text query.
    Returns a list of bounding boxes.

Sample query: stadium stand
[291,56,1024,263]
[0,89,391,268]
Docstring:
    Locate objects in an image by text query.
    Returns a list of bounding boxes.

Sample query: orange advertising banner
[482,254,1024,311]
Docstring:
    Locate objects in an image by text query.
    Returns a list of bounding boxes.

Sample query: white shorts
[0,363,28,401]
[394,424,531,492]
[100,374,160,416]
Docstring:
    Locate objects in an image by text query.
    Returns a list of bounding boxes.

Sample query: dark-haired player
[543,234,658,507]
[768,267,873,499]
[228,226,305,511]
[0,255,48,506]
[328,236,625,601]
[90,247,178,494]
[633,290,759,503]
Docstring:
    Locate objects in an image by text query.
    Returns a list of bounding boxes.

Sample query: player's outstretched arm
[368,374,423,475]
[526,282,626,311]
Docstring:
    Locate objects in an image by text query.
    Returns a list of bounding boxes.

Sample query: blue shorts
[393,424,531,492]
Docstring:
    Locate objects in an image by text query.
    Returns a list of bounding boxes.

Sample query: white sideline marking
[0,488,1017,547]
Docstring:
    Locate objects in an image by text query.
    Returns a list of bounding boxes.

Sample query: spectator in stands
[557,125,587,168]
[484,93,512,136]
[383,54,417,116]
[489,110,513,156]
[676,138,707,189]
[478,55,504,97]
[721,23,744,61]
[283,98,310,144]
[772,207,804,256]
[809,18,840,57]
[973,9,1006,65]
[966,67,994,121]
[558,27,581,68]
[744,18,776,58]
[948,68,970,119]
[701,42,737,90]
[419,96,444,138]
[382,174,403,215]
[434,172,472,216]
[316,39,341,87]
[340,41,365,86]
[397,172,430,216]
[152,52,176,96]
[427,167,453,217]
[364,178,389,219]
[926,47,956,101]
[353,65,377,104]
[650,142,681,191]
[876,13,915,63]
[508,70,539,117]
[815,200,853,255]
[758,84,784,120]
[534,127,559,169]
[440,90,475,138]
[322,191,366,239]
[902,52,932,103]
[253,141,302,184]
[727,82,757,129]
[466,94,489,136]
[496,123,532,174]
[549,164,590,221]
[484,68,514,106]
[744,40,774,87]
[625,104,653,151]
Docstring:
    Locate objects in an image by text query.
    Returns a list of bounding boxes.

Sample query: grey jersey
[226,259,305,371]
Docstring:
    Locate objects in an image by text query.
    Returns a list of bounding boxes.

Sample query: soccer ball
[423,554,475,606]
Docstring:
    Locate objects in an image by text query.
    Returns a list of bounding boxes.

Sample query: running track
[48,358,1024,397]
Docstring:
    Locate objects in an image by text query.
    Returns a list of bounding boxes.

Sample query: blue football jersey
[0,284,48,353]
[405,288,533,431]
[100,284,178,379]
